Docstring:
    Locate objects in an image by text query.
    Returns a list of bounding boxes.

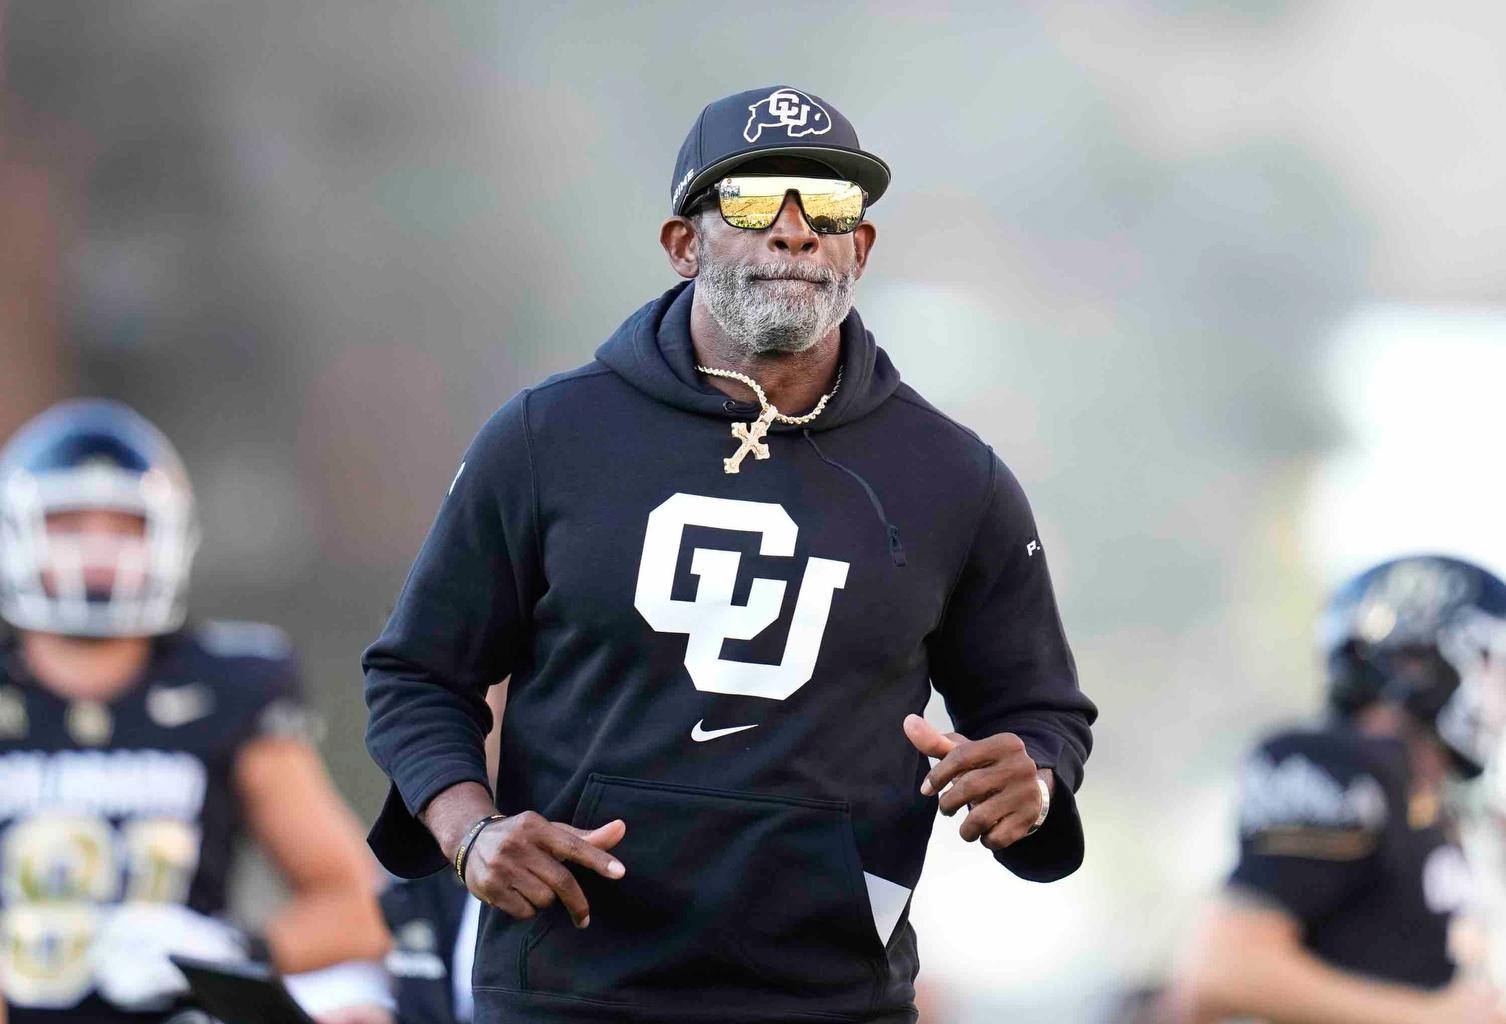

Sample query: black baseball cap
[669,86,891,216]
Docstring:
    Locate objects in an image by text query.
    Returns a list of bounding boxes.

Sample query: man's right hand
[463,811,626,928]
[1429,979,1506,1024]
[422,781,627,929]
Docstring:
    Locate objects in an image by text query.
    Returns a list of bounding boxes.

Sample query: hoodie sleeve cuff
[987,733,1085,882]
[1015,726,1083,793]
[367,763,492,879]
[991,775,1084,882]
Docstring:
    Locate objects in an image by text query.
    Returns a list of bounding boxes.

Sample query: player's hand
[92,902,250,1010]
[904,713,1048,851]
[1428,978,1506,1024]
[463,811,627,929]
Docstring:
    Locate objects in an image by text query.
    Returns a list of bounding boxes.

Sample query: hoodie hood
[594,281,901,432]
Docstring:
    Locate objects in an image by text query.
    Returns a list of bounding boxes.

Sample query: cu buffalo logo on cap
[744,88,832,143]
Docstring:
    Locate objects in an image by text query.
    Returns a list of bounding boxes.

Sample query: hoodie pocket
[520,774,886,1017]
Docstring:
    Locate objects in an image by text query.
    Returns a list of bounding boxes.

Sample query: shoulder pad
[194,620,293,661]
[1238,727,1393,838]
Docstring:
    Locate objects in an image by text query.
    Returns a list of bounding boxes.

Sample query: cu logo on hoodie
[634,493,848,701]
[743,88,831,144]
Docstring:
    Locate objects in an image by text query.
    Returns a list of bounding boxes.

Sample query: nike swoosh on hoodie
[689,720,758,742]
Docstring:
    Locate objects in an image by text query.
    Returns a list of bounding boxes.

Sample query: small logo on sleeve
[1026,539,1041,557]
[147,683,216,728]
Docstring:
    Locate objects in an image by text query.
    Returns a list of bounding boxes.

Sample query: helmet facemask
[1432,608,1506,778]
[1,462,198,638]
[1323,555,1506,780]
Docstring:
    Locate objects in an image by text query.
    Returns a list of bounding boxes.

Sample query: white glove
[283,960,394,1020]
[92,903,248,1010]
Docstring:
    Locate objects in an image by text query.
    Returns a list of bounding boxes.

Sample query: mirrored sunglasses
[700,175,867,235]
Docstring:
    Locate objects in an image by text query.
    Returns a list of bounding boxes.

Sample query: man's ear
[851,221,877,280]
[661,217,700,280]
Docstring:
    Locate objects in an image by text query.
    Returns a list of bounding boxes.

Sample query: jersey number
[0,814,199,1007]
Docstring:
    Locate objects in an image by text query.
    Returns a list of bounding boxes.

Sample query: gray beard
[696,237,858,357]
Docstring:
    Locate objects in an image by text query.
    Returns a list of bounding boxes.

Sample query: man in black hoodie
[364,86,1097,1024]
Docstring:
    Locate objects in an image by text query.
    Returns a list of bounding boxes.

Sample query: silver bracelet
[1024,775,1050,836]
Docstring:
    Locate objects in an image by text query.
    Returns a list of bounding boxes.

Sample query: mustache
[741,263,841,284]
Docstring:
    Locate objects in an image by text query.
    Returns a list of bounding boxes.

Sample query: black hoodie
[364,282,1096,1024]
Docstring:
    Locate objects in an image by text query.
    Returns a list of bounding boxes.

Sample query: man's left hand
[903,714,1052,850]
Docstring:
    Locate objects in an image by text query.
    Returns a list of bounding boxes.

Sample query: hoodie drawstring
[803,430,907,567]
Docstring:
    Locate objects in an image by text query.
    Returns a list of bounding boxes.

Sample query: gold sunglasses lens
[717,179,781,230]
[716,176,865,233]
[797,180,865,233]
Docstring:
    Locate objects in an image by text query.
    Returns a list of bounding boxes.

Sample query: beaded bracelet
[454,813,508,884]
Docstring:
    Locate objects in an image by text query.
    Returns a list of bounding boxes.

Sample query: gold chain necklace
[695,364,843,474]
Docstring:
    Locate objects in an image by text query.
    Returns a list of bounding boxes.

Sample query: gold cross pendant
[722,407,777,474]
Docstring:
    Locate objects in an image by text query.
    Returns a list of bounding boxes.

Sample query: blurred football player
[0,400,390,1022]
[1171,554,1506,1023]
[381,686,505,1024]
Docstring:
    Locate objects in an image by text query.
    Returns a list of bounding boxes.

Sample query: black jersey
[0,621,312,1022]
[381,870,474,1024]
[1229,725,1471,989]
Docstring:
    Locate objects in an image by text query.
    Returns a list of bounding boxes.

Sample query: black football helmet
[1323,554,1506,778]
[0,399,199,637]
